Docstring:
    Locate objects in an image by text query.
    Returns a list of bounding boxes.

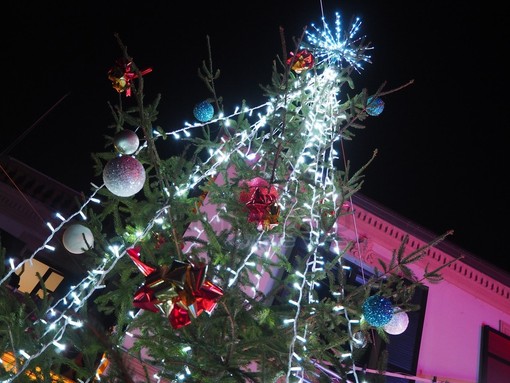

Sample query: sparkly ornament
[383,308,409,335]
[239,177,280,231]
[193,101,214,123]
[352,331,368,348]
[127,247,224,329]
[107,57,152,97]
[287,49,315,73]
[103,156,146,197]
[113,130,140,155]
[361,295,393,327]
[366,96,385,116]
[62,224,94,254]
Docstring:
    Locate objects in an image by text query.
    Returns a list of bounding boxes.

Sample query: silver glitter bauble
[113,130,140,155]
[103,156,145,197]
[352,331,368,348]
[63,224,94,254]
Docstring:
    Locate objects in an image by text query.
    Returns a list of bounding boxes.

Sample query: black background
[3,1,507,273]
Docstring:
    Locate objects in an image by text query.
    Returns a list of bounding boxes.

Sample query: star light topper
[304,12,373,72]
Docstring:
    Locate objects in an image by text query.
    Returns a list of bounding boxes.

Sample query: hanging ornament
[286,49,315,73]
[113,130,140,155]
[361,295,393,327]
[366,96,385,116]
[127,247,224,329]
[352,330,368,348]
[103,156,146,197]
[383,308,409,335]
[239,177,280,231]
[62,224,94,254]
[193,101,214,123]
[107,58,153,97]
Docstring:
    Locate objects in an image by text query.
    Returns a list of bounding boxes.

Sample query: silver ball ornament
[113,130,140,155]
[103,156,146,197]
[63,224,94,254]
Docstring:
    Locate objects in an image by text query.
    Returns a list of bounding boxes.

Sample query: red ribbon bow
[108,58,153,97]
[127,247,223,329]
[286,49,315,74]
[239,177,280,231]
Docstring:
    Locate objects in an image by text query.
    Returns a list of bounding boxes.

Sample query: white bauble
[63,224,94,254]
[383,308,409,335]
[103,156,145,197]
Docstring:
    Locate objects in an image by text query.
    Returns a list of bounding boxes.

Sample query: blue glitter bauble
[366,96,385,116]
[362,295,393,327]
[193,101,214,122]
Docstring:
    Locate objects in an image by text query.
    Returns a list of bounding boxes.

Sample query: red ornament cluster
[286,49,315,74]
[239,177,280,231]
[127,247,223,329]
[108,58,153,97]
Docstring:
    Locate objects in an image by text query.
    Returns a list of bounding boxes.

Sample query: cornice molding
[338,197,510,314]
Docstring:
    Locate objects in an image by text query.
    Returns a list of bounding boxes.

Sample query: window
[479,324,510,383]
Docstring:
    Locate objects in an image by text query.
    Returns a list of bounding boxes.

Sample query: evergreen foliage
[0,13,454,383]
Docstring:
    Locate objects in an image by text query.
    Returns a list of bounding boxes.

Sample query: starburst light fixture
[304,11,373,71]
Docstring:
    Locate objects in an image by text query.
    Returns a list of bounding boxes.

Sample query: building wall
[339,195,510,383]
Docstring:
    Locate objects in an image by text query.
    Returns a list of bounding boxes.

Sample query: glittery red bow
[286,49,315,73]
[108,58,153,97]
[127,247,223,329]
[239,177,280,231]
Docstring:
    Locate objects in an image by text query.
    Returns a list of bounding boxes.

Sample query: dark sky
[4,2,507,273]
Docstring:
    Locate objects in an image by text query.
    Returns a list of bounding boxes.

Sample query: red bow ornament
[127,247,223,329]
[239,177,280,231]
[108,58,153,97]
[286,49,315,74]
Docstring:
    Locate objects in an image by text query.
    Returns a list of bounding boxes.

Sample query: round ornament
[193,101,214,122]
[103,156,146,197]
[352,331,368,348]
[383,308,409,335]
[361,295,393,327]
[113,130,140,155]
[366,96,385,116]
[63,224,94,254]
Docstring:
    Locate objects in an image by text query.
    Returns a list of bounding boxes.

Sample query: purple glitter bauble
[366,96,385,116]
[193,101,214,122]
[113,130,140,155]
[362,295,393,327]
[103,156,146,197]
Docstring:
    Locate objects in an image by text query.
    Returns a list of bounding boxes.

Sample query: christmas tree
[0,10,453,383]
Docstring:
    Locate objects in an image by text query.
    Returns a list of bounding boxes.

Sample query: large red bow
[127,247,223,329]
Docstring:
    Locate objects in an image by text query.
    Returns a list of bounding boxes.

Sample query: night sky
[4,2,507,273]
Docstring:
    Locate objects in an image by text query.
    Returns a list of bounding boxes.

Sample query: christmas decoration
[0,9,455,383]
[362,295,394,327]
[193,100,214,122]
[127,247,223,329]
[102,155,146,197]
[383,308,409,335]
[107,57,152,97]
[62,224,94,254]
[239,177,280,231]
[352,331,368,348]
[366,96,385,116]
[113,129,140,155]
[287,49,315,73]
